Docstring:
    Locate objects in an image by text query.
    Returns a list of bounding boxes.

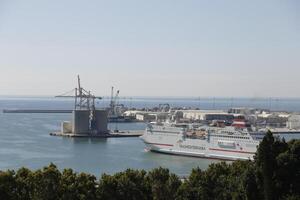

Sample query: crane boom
[55,75,102,110]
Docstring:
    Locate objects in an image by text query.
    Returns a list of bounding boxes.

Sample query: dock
[3,109,72,113]
[49,130,143,138]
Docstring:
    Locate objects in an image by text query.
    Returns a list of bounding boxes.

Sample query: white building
[286,115,300,129]
[180,110,233,121]
[123,110,141,117]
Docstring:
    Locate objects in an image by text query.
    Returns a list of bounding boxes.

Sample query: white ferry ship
[140,123,259,161]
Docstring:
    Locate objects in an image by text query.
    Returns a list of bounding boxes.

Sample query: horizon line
[0,94,300,100]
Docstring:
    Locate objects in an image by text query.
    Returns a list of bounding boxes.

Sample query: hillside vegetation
[0,132,299,200]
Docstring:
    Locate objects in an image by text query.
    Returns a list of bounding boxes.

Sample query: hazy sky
[0,0,299,97]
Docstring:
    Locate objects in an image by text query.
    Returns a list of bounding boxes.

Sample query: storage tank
[94,109,108,134]
[72,110,90,134]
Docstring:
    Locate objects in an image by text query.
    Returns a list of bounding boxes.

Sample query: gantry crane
[109,86,120,117]
[55,75,103,131]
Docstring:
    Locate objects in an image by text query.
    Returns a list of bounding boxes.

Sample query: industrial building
[228,107,258,115]
[135,112,169,122]
[62,109,108,135]
[180,110,234,122]
[286,115,300,130]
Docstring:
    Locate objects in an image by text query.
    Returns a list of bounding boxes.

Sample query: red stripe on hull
[209,148,255,154]
[145,142,174,147]
[150,149,237,161]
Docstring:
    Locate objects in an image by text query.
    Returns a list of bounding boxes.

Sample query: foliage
[0,133,299,200]
[0,170,16,200]
[146,167,181,200]
[98,169,150,200]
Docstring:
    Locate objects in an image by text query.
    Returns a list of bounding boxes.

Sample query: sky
[0,0,299,97]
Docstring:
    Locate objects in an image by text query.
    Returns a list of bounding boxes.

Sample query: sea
[0,96,300,176]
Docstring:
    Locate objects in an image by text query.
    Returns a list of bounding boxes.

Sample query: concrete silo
[94,109,108,134]
[72,110,90,134]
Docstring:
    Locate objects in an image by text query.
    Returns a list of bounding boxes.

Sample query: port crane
[55,75,103,131]
[109,86,121,117]
[55,75,102,111]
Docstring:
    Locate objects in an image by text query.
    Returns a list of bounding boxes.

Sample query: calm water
[0,97,300,176]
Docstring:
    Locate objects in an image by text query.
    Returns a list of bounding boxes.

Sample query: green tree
[15,167,34,200]
[176,167,205,200]
[76,172,97,200]
[255,131,276,200]
[275,139,300,198]
[283,194,300,200]
[98,169,150,200]
[31,163,62,200]
[146,167,181,200]
[98,173,119,200]
[115,169,150,200]
[0,170,17,200]
[60,168,81,200]
[241,165,260,200]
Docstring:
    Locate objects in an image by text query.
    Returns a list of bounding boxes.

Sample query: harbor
[2,77,300,142]
[0,0,299,198]
[1,75,300,173]
[1,95,300,175]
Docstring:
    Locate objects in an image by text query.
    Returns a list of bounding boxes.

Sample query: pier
[50,130,143,138]
[3,109,72,113]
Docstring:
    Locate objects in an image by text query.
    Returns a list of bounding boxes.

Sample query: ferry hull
[143,141,255,161]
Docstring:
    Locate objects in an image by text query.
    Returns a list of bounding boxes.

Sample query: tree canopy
[0,132,299,200]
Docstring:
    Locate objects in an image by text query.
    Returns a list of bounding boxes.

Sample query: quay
[3,109,72,113]
[49,130,143,138]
